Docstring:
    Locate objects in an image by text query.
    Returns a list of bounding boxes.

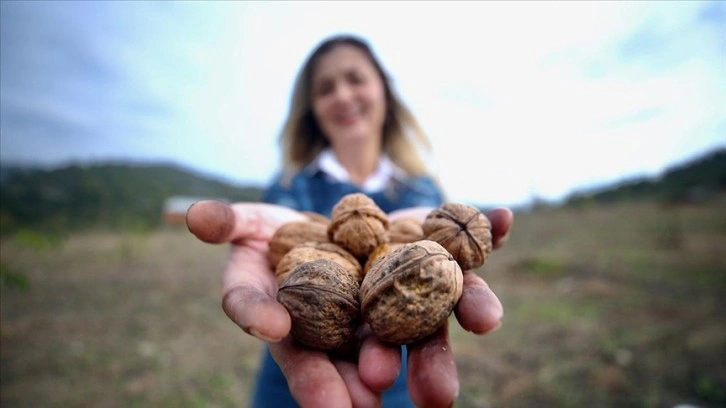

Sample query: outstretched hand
[186,201,513,408]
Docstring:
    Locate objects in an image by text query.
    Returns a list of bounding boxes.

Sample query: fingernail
[249,327,282,343]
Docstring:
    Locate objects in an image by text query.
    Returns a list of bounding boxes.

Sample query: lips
[334,107,362,127]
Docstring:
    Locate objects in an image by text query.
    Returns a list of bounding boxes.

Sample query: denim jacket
[262,165,443,217]
[252,165,444,408]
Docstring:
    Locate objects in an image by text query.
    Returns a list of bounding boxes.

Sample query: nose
[332,82,354,104]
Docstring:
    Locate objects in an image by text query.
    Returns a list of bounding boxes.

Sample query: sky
[1,1,724,207]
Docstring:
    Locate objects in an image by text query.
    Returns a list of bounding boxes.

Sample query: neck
[331,139,381,186]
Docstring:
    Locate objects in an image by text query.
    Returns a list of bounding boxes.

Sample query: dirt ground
[2,198,725,407]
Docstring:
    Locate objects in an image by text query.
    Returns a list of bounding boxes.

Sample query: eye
[314,80,334,97]
[347,70,366,85]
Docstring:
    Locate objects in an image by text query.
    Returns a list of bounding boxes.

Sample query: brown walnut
[422,203,493,271]
[363,242,405,276]
[277,259,361,350]
[302,211,331,225]
[388,217,425,244]
[267,221,329,269]
[275,242,362,285]
[328,193,389,260]
[360,240,463,345]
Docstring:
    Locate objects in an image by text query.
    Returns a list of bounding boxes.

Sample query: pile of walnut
[268,193,493,350]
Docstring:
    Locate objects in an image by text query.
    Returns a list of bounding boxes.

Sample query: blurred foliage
[12,228,66,251]
[565,148,726,207]
[512,254,569,279]
[0,262,30,291]
[0,162,264,235]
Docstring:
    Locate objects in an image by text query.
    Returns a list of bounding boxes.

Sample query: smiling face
[310,44,387,149]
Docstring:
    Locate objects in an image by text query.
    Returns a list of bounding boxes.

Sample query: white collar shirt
[314,148,401,194]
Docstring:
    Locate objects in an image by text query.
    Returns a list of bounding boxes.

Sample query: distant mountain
[0,162,264,233]
[564,147,726,207]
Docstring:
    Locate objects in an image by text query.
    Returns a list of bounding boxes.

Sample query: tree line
[0,162,263,234]
[1,147,724,235]
[563,148,725,207]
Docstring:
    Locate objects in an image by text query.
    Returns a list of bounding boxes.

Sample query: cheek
[369,84,387,113]
[370,90,387,121]
[312,99,331,124]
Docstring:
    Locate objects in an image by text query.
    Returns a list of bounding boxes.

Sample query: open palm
[187,200,513,408]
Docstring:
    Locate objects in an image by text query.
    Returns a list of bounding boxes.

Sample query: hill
[564,147,726,207]
[0,162,264,233]
[1,147,724,233]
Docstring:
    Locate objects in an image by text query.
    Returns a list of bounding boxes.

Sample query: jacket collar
[304,148,407,193]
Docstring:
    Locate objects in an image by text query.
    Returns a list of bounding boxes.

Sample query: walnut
[363,242,405,276]
[388,217,425,243]
[302,211,331,225]
[360,240,463,345]
[328,193,389,260]
[422,203,493,271]
[275,242,362,285]
[277,259,361,350]
[267,221,329,269]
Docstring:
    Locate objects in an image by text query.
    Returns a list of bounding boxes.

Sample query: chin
[334,127,374,144]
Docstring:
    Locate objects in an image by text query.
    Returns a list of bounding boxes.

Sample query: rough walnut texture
[275,242,362,285]
[360,240,463,345]
[328,193,389,260]
[422,203,493,271]
[267,221,329,268]
[388,217,425,244]
[363,243,405,276]
[277,259,361,350]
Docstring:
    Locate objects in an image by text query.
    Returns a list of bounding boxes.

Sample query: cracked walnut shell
[360,240,463,345]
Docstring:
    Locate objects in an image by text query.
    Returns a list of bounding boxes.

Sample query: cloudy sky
[1,1,724,207]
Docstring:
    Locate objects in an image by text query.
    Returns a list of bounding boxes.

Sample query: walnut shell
[275,241,362,285]
[422,203,493,271]
[302,211,331,225]
[267,221,329,268]
[360,240,463,345]
[363,243,406,276]
[388,217,425,243]
[277,259,361,350]
[328,193,389,260]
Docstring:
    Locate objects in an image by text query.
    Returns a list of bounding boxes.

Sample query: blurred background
[1,1,724,407]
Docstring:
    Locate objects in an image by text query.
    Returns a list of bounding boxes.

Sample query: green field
[2,198,725,408]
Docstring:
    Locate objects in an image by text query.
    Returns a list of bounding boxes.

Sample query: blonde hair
[278,34,436,182]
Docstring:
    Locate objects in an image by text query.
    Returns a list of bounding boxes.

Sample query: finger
[269,338,353,408]
[186,200,306,244]
[486,207,513,249]
[358,325,402,392]
[334,361,382,408]
[221,245,290,341]
[222,284,291,342]
[186,200,235,244]
[454,272,503,334]
[407,321,459,408]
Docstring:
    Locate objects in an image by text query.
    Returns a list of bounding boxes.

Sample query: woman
[186,34,513,408]
[263,34,443,217]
